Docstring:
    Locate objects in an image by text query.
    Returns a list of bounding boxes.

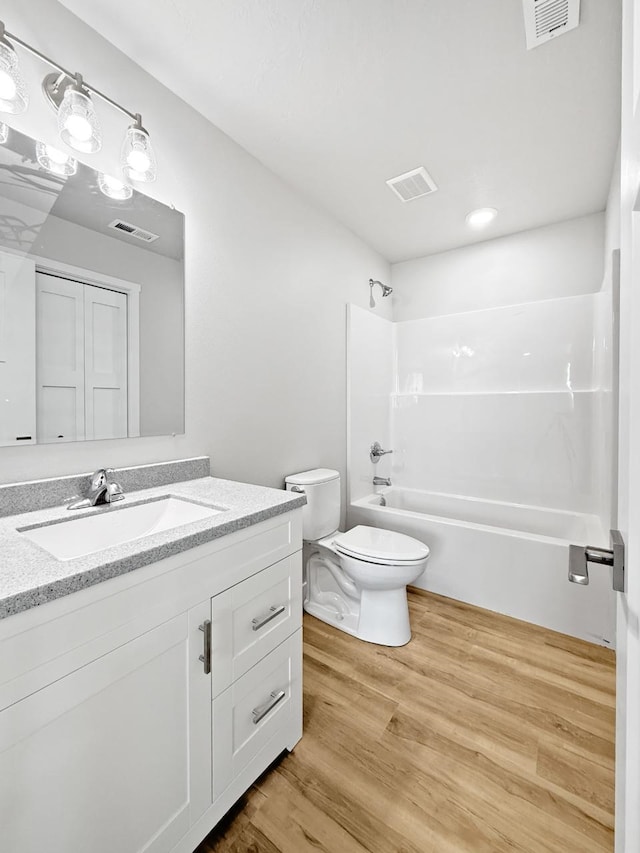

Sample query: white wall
[347,306,394,503]
[0,0,390,497]
[604,145,622,294]
[595,147,622,532]
[391,213,605,320]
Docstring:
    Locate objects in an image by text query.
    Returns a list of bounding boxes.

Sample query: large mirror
[0,125,184,446]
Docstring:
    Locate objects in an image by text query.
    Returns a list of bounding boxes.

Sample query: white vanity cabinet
[210,556,303,800]
[0,603,212,853]
[0,508,303,853]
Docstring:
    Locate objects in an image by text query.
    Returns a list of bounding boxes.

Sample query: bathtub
[349,488,615,646]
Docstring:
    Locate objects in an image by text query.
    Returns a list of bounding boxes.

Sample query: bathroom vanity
[0,462,304,853]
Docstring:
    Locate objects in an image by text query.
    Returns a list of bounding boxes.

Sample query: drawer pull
[252,689,286,724]
[252,604,286,631]
[198,620,211,675]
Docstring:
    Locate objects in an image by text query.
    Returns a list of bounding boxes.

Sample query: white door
[0,251,36,446]
[616,1,640,848]
[36,273,85,443]
[0,603,212,853]
[84,284,128,440]
[36,274,129,442]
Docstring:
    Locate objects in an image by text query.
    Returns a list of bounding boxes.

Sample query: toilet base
[304,598,359,639]
[303,541,421,647]
[303,587,412,647]
[357,586,411,646]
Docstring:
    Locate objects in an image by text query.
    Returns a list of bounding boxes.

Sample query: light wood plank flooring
[197,590,616,853]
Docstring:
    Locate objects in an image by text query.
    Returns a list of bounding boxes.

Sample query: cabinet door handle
[251,604,286,632]
[252,689,286,725]
[198,620,211,675]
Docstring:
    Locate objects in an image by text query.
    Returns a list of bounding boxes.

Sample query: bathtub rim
[352,487,606,548]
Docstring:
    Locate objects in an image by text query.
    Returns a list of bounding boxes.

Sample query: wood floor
[196,590,616,853]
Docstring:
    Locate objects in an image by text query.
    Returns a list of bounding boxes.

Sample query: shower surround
[347,296,615,645]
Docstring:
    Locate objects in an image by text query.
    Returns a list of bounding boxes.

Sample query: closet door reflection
[83,285,127,441]
[0,252,36,446]
[36,274,85,443]
[36,273,128,443]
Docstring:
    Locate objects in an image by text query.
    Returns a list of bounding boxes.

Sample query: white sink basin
[19,497,226,561]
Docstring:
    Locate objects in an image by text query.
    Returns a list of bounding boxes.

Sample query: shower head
[369,278,393,307]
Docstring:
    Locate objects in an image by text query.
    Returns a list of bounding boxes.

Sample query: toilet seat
[333,525,429,566]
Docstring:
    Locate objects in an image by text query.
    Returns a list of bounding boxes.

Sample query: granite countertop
[0,476,306,620]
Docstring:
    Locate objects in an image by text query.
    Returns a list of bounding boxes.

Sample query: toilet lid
[333,525,430,565]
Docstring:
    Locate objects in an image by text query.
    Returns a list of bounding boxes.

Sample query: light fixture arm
[0,20,139,123]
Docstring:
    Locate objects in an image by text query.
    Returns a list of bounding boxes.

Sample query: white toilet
[285,468,429,647]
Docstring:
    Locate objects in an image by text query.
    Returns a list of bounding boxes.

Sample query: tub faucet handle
[370,441,393,463]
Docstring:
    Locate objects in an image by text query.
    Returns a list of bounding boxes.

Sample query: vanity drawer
[210,553,302,697]
[212,630,302,800]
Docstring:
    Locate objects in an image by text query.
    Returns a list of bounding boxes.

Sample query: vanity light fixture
[98,172,133,201]
[55,74,102,153]
[0,26,28,114]
[35,141,77,176]
[465,207,497,229]
[121,115,157,183]
[0,20,157,182]
[0,121,8,144]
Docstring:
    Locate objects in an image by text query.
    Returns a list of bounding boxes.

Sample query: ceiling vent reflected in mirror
[108,219,160,243]
[386,166,438,203]
[523,0,580,50]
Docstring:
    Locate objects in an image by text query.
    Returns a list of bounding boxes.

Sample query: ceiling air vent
[386,167,438,203]
[522,0,580,50]
[108,219,160,243]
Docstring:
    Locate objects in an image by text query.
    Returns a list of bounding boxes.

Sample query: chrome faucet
[373,476,391,487]
[370,441,393,463]
[88,468,124,506]
[68,468,125,510]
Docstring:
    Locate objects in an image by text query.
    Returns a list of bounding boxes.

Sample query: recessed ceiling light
[466,207,497,229]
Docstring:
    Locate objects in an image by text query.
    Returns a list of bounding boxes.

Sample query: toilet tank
[285,468,340,541]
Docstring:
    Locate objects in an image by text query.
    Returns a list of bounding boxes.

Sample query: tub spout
[373,476,391,487]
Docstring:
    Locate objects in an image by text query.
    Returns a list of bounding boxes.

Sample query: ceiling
[57,0,622,263]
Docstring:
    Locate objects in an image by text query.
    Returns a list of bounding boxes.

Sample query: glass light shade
[0,42,28,114]
[58,88,102,153]
[35,141,77,176]
[0,121,8,145]
[98,172,133,200]
[121,124,157,182]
